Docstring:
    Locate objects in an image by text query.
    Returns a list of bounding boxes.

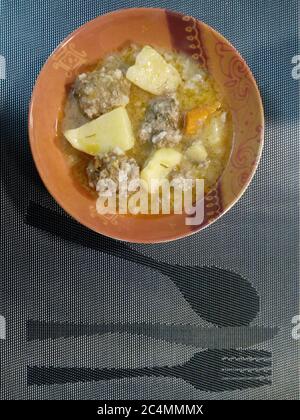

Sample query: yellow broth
[58,45,233,209]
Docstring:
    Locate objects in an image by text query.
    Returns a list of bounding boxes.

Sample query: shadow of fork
[25,202,260,327]
[28,349,272,391]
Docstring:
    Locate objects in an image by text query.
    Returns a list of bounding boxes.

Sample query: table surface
[0,0,299,400]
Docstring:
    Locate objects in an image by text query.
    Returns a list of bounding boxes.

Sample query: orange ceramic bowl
[29,8,264,243]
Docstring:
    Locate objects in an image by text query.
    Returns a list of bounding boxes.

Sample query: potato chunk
[205,112,227,146]
[63,107,135,156]
[185,143,208,163]
[141,148,182,190]
[126,46,181,95]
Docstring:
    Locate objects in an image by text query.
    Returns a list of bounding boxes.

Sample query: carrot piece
[185,103,220,135]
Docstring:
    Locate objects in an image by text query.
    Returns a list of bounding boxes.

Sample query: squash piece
[126,46,181,95]
[184,102,221,135]
[63,107,135,156]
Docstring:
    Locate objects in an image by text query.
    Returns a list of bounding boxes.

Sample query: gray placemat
[0,0,299,400]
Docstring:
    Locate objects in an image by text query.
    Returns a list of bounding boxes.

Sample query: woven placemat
[0,0,299,400]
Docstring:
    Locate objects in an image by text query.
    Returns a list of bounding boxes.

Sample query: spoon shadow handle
[25,202,212,276]
[26,201,168,269]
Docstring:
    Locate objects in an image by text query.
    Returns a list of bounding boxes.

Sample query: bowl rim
[28,7,264,244]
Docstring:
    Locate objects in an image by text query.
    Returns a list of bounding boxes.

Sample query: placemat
[0,0,299,400]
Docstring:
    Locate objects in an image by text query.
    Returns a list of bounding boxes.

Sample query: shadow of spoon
[26,201,260,326]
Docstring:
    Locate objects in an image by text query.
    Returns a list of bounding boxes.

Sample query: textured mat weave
[0,0,299,400]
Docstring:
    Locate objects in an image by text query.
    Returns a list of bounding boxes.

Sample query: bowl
[29,8,264,243]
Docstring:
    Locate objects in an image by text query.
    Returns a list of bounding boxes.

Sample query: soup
[59,44,233,214]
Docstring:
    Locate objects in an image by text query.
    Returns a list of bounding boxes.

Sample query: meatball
[74,67,131,119]
[87,151,140,197]
[139,94,182,147]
